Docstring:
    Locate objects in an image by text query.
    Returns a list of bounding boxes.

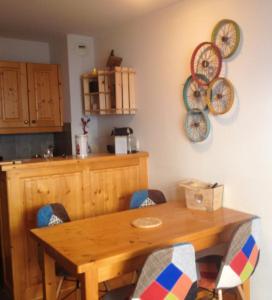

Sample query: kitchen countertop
[0,151,148,171]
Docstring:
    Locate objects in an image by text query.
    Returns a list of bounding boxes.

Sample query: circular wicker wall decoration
[191,42,222,86]
[184,109,210,142]
[207,77,234,115]
[212,19,240,59]
[183,75,209,111]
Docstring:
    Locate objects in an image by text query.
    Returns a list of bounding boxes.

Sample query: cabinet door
[27,63,61,127]
[0,61,29,128]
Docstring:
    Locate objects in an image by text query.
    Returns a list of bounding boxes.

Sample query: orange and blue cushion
[132,243,197,300]
[130,189,166,209]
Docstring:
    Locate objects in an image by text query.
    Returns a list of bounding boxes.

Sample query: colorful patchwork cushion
[132,244,197,300]
[130,190,167,209]
[216,218,260,289]
[37,203,70,228]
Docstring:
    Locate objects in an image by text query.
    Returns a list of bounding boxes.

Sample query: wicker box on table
[179,179,223,211]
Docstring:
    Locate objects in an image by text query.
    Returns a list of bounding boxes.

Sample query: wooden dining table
[30,201,254,300]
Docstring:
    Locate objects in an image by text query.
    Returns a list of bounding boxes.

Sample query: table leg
[80,266,98,300]
[42,250,57,300]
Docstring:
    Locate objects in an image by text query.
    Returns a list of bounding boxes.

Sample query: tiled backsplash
[0,133,54,160]
[0,123,72,161]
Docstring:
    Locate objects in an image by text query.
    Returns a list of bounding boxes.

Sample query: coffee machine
[108,127,137,154]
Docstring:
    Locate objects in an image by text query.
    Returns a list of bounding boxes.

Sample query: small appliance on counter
[107,127,138,154]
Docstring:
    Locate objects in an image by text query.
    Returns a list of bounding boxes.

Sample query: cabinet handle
[24,120,29,124]
[31,120,36,124]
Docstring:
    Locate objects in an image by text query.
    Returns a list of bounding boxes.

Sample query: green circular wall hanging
[183,75,208,111]
[184,109,210,142]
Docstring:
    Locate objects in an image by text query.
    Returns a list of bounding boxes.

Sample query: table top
[30,201,253,274]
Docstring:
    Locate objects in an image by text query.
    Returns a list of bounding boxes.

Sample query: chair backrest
[129,189,166,209]
[132,244,197,300]
[216,217,260,289]
[37,203,70,228]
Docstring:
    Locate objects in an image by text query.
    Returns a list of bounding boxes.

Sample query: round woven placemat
[131,217,162,229]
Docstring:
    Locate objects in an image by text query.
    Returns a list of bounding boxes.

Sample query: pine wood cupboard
[82,67,136,115]
[0,152,148,300]
[0,61,63,134]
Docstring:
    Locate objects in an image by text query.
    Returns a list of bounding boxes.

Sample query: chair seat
[102,284,135,300]
[197,255,222,290]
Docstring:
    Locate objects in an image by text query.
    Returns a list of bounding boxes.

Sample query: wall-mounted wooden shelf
[81,67,136,115]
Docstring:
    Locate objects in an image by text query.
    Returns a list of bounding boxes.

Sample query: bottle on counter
[127,133,132,154]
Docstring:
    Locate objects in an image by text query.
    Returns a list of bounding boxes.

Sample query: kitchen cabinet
[27,63,62,128]
[0,152,148,300]
[82,67,136,115]
[0,61,63,134]
[0,61,29,128]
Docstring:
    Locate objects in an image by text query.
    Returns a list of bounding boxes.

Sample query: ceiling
[0,0,180,41]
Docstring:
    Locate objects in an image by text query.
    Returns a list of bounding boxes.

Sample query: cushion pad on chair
[197,256,222,290]
[130,190,167,209]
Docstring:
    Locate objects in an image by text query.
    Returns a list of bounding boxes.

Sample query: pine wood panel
[0,61,29,127]
[114,67,123,114]
[88,165,140,215]
[30,201,253,300]
[0,153,148,300]
[121,67,129,113]
[98,71,106,114]
[27,63,61,127]
[0,173,12,292]
[128,68,136,113]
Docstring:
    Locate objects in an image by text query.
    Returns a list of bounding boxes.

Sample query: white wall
[0,36,50,63]
[94,0,272,297]
[67,34,98,153]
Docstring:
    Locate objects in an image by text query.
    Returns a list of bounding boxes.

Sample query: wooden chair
[129,189,167,209]
[197,217,260,300]
[103,243,198,300]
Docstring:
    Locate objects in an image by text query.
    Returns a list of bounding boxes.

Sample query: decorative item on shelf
[106,49,123,69]
[183,75,209,111]
[81,117,90,134]
[191,42,222,86]
[184,109,210,142]
[182,19,241,142]
[207,77,234,115]
[212,19,240,59]
[179,179,223,211]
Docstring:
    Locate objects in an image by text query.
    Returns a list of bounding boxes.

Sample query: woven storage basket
[179,179,223,211]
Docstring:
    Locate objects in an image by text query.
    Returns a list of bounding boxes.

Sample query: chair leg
[76,286,81,300]
[56,276,64,299]
[237,285,246,300]
[218,289,223,300]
